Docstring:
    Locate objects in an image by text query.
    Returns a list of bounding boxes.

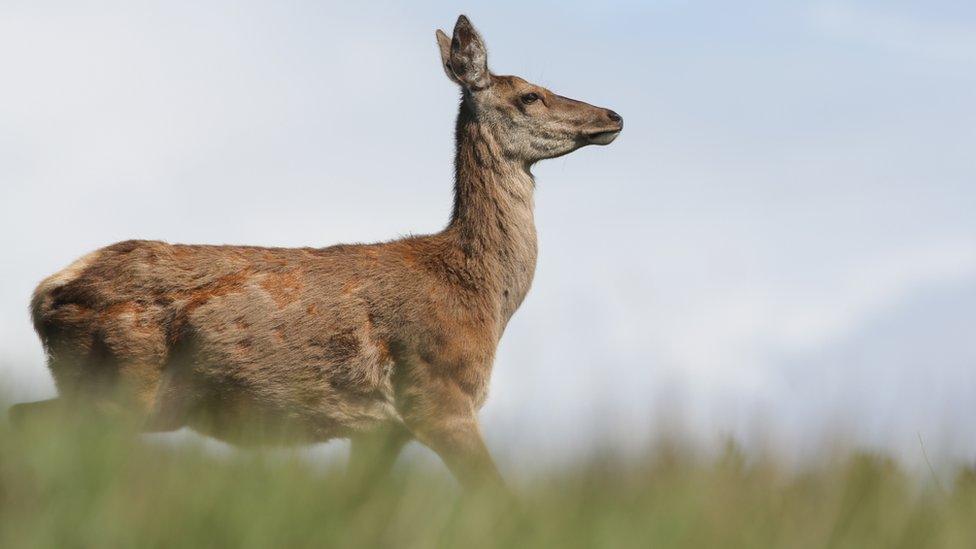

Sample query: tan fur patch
[182,270,253,315]
[259,270,303,308]
[33,251,101,302]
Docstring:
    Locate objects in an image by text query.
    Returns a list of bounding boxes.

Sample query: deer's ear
[441,15,491,90]
[436,29,462,85]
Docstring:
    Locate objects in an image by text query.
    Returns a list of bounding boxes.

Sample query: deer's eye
[520,92,540,105]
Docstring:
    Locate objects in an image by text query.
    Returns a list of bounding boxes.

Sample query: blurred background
[1,0,973,474]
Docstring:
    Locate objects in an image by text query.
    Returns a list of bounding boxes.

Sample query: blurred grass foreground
[2,408,976,548]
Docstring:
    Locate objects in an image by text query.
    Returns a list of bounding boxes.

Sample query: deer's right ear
[436,29,463,86]
[436,15,491,90]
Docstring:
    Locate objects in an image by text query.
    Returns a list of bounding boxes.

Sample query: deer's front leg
[414,411,503,490]
[347,421,412,486]
[395,357,504,491]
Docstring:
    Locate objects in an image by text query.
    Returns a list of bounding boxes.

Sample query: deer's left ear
[437,15,491,90]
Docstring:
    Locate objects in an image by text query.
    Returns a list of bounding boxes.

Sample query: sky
[1,1,974,471]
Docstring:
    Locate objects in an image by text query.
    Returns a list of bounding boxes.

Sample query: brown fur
[17,15,622,489]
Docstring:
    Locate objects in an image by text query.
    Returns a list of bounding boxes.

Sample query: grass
[1,409,975,548]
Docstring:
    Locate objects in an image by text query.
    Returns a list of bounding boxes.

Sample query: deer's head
[436,15,623,164]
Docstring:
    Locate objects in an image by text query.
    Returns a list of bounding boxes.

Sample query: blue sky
[1,1,973,470]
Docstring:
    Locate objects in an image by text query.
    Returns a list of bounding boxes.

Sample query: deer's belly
[173,282,400,442]
[180,361,400,445]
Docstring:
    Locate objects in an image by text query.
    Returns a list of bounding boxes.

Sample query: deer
[11,15,623,490]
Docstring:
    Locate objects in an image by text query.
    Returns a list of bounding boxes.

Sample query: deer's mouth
[584,129,621,145]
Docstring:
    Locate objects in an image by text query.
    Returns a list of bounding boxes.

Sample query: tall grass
[1,407,974,548]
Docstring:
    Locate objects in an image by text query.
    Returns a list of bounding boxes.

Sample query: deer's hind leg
[38,308,183,431]
[140,361,205,432]
[12,352,171,431]
[8,398,64,427]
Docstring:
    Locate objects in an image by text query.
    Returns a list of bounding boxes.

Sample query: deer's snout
[581,108,623,145]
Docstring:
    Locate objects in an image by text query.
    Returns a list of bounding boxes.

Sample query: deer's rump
[30,239,401,441]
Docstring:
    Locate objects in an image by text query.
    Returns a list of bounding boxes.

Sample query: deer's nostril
[606,110,622,123]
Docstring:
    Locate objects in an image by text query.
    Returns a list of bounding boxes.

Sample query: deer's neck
[446,106,538,327]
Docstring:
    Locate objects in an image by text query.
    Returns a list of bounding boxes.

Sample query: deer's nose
[606,110,623,124]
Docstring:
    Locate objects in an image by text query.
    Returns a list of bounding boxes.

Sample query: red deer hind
[13,15,623,489]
